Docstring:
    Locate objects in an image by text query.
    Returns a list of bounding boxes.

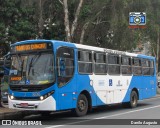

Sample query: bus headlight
[39,90,54,101]
[40,96,44,100]
[9,95,15,100]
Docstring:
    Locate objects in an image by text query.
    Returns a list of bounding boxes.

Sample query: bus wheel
[74,94,88,116]
[130,91,138,108]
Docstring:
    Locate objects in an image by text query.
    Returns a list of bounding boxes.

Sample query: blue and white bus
[8,40,156,116]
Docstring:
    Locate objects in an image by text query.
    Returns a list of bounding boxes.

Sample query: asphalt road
[1,95,160,128]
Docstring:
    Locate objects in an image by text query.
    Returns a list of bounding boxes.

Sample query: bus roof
[11,39,155,60]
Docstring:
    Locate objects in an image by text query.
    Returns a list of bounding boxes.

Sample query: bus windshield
[10,53,55,85]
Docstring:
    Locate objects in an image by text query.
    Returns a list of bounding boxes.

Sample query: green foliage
[0,0,160,58]
[41,0,65,40]
[78,0,160,55]
[0,0,37,45]
[80,5,91,19]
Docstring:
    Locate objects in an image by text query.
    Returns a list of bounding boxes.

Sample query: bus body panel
[53,41,77,110]
[89,75,132,105]
[8,95,56,110]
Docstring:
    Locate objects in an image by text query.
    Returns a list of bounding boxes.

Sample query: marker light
[39,90,54,100]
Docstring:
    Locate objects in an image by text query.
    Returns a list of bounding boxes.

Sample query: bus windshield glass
[10,53,55,85]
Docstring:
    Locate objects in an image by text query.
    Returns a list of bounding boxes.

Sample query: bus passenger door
[56,47,75,110]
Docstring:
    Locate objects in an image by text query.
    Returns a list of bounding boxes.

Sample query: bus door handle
[90,80,93,86]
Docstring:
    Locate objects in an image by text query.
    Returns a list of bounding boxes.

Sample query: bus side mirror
[4,60,11,68]
[58,58,66,77]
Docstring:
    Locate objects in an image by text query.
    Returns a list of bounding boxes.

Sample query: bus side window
[108,54,120,75]
[78,50,92,74]
[56,47,74,87]
[150,60,154,75]
[94,52,106,74]
[142,59,150,76]
[132,58,142,75]
[121,56,132,75]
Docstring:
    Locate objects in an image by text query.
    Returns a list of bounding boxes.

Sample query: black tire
[129,91,138,108]
[74,94,88,116]
[122,91,138,108]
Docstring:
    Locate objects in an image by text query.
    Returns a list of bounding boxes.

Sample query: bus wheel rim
[78,99,86,112]
[132,94,136,105]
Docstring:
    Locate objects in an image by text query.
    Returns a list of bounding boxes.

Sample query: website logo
[2,120,11,125]
[129,12,146,29]
[129,12,146,25]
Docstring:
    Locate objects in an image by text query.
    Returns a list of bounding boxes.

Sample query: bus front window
[10,53,55,85]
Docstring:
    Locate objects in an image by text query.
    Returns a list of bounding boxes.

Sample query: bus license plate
[20,103,28,107]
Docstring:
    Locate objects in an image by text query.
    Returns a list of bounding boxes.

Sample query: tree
[59,0,84,42]
[0,43,9,58]
[42,0,65,40]
[144,0,160,72]
[0,0,37,44]
[1,0,160,63]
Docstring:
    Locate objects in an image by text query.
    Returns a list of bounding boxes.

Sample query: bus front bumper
[8,96,56,111]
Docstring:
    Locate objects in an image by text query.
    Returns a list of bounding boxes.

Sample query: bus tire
[129,90,138,108]
[74,94,88,116]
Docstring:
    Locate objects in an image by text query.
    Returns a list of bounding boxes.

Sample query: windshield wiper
[15,54,24,77]
[28,54,41,76]
[16,54,22,68]
[21,60,24,77]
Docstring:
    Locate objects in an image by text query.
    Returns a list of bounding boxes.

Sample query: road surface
[1,95,160,128]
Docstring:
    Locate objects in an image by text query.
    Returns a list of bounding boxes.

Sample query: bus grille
[14,97,40,101]
[9,85,50,92]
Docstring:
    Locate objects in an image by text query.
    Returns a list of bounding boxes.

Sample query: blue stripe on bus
[122,55,156,102]
[122,76,157,102]
[8,85,55,97]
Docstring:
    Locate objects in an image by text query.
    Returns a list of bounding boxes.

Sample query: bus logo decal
[109,79,112,86]
[99,80,105,86]
[117,80,122,86]
[26,80,30,85]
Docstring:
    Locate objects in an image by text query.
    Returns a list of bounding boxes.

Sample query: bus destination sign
[15,43,47,52]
